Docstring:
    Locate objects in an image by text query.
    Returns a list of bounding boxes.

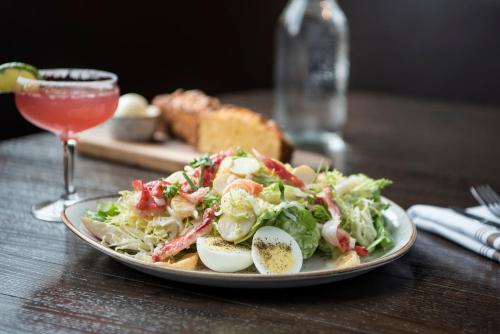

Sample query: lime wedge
[0,62,40,93]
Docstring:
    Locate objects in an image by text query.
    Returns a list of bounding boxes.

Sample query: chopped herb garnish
[202,191,221,210]
[163,182,180,197]
[182,171,197,192]
[277,180,285,201]
[233,147,248,158]
[190,154,213,168]
[190,155,212,188]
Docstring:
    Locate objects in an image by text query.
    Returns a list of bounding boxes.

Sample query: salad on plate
[83,148,393,274]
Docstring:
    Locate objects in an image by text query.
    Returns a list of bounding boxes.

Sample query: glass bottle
[274,0,349,150]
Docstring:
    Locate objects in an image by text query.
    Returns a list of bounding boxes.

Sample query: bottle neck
[282,0,346,31]
[306,0,340,14]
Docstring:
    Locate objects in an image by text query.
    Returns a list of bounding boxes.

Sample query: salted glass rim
[17,68,118,89]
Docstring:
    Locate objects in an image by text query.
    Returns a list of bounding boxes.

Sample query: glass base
[288,131,347,171]
[32,193,79,222]
[288,131,345,151]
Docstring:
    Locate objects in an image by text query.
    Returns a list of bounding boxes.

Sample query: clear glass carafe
[274,0,349,150]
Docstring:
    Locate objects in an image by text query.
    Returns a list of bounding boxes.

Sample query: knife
[450,207,500,228]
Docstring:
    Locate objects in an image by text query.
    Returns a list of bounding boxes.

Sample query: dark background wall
[1,0,499,139]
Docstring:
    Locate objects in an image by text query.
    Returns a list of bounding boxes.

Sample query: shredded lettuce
[337,174,391,202]
[202,190,221,209]
[284,185,309,202]
[347,199,378,247]
[252,169,280,186]
[220,188,256,221]
[83,191,181,255]
[259,181,308,204]
[259,182,282,204]
[328,174,392,249]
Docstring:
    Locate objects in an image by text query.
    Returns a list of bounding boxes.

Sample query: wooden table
[0,92,498,333]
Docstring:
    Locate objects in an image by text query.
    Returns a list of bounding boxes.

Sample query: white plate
[62,195,416,288]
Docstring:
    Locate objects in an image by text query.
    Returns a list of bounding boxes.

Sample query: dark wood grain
[0,92,499,334]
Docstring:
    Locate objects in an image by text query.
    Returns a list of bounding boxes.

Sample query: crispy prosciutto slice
[152,207,216,262]
[258,154,305,189]
[192,166,217,188]
[132,180,170,213]
[321,186,368,257]
[191,148,235,188]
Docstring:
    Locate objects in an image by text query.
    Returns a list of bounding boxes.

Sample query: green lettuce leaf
[367,210,394,252]
[338,174,392,203]
[84,202,120,222]
[252,169,280,186]
[273,206,321,259]
[236,204,320,259]
[310,204,331,223]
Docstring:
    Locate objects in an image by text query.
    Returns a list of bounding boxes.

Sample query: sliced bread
[153,89,220,146]
[197,105,293,162]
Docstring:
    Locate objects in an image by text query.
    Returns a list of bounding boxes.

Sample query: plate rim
[62,194,417,282]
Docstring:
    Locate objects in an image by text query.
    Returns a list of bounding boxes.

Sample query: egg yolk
[254,239,294,273]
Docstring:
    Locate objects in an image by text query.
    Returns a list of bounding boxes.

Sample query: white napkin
[407,205,500,263]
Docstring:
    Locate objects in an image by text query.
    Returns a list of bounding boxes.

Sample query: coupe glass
[15,69,119,222]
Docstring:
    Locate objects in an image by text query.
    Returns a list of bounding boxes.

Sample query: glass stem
[62,139,77,199]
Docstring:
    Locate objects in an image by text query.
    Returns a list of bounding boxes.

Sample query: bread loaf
[153,89,220,146]
[197,106,293,162]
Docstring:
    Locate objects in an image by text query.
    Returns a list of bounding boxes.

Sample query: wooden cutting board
[78,127,330,173]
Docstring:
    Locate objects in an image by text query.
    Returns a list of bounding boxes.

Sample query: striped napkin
[407,205,500,263]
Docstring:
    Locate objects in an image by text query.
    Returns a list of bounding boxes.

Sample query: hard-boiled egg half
[197,236,253,272]
[251,226,303,275]
[230,157,260,176]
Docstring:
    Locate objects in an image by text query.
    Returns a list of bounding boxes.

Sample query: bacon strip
[152,207,216,262]
[260,156,305,189]
[210,148,235,165]
[133,179,176,212]
[321,186,368,256]
[192,166,217,188]
[191,149,235,188]
[323,186,340,217]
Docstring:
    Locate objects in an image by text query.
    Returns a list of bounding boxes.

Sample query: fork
[470,184,500,218]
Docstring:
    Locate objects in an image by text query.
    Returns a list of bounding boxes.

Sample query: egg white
[230,157,260,176]
[197,236,253,273]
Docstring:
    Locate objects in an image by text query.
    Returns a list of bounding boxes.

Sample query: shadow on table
[14,243,417,334]
[193,260,415,304]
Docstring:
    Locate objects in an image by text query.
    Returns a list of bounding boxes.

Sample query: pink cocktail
[15,69,119,221]
[16,88,118,140]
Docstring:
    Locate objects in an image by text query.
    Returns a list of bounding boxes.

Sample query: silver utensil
[450,207,500,228]
[470,185,500,218]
